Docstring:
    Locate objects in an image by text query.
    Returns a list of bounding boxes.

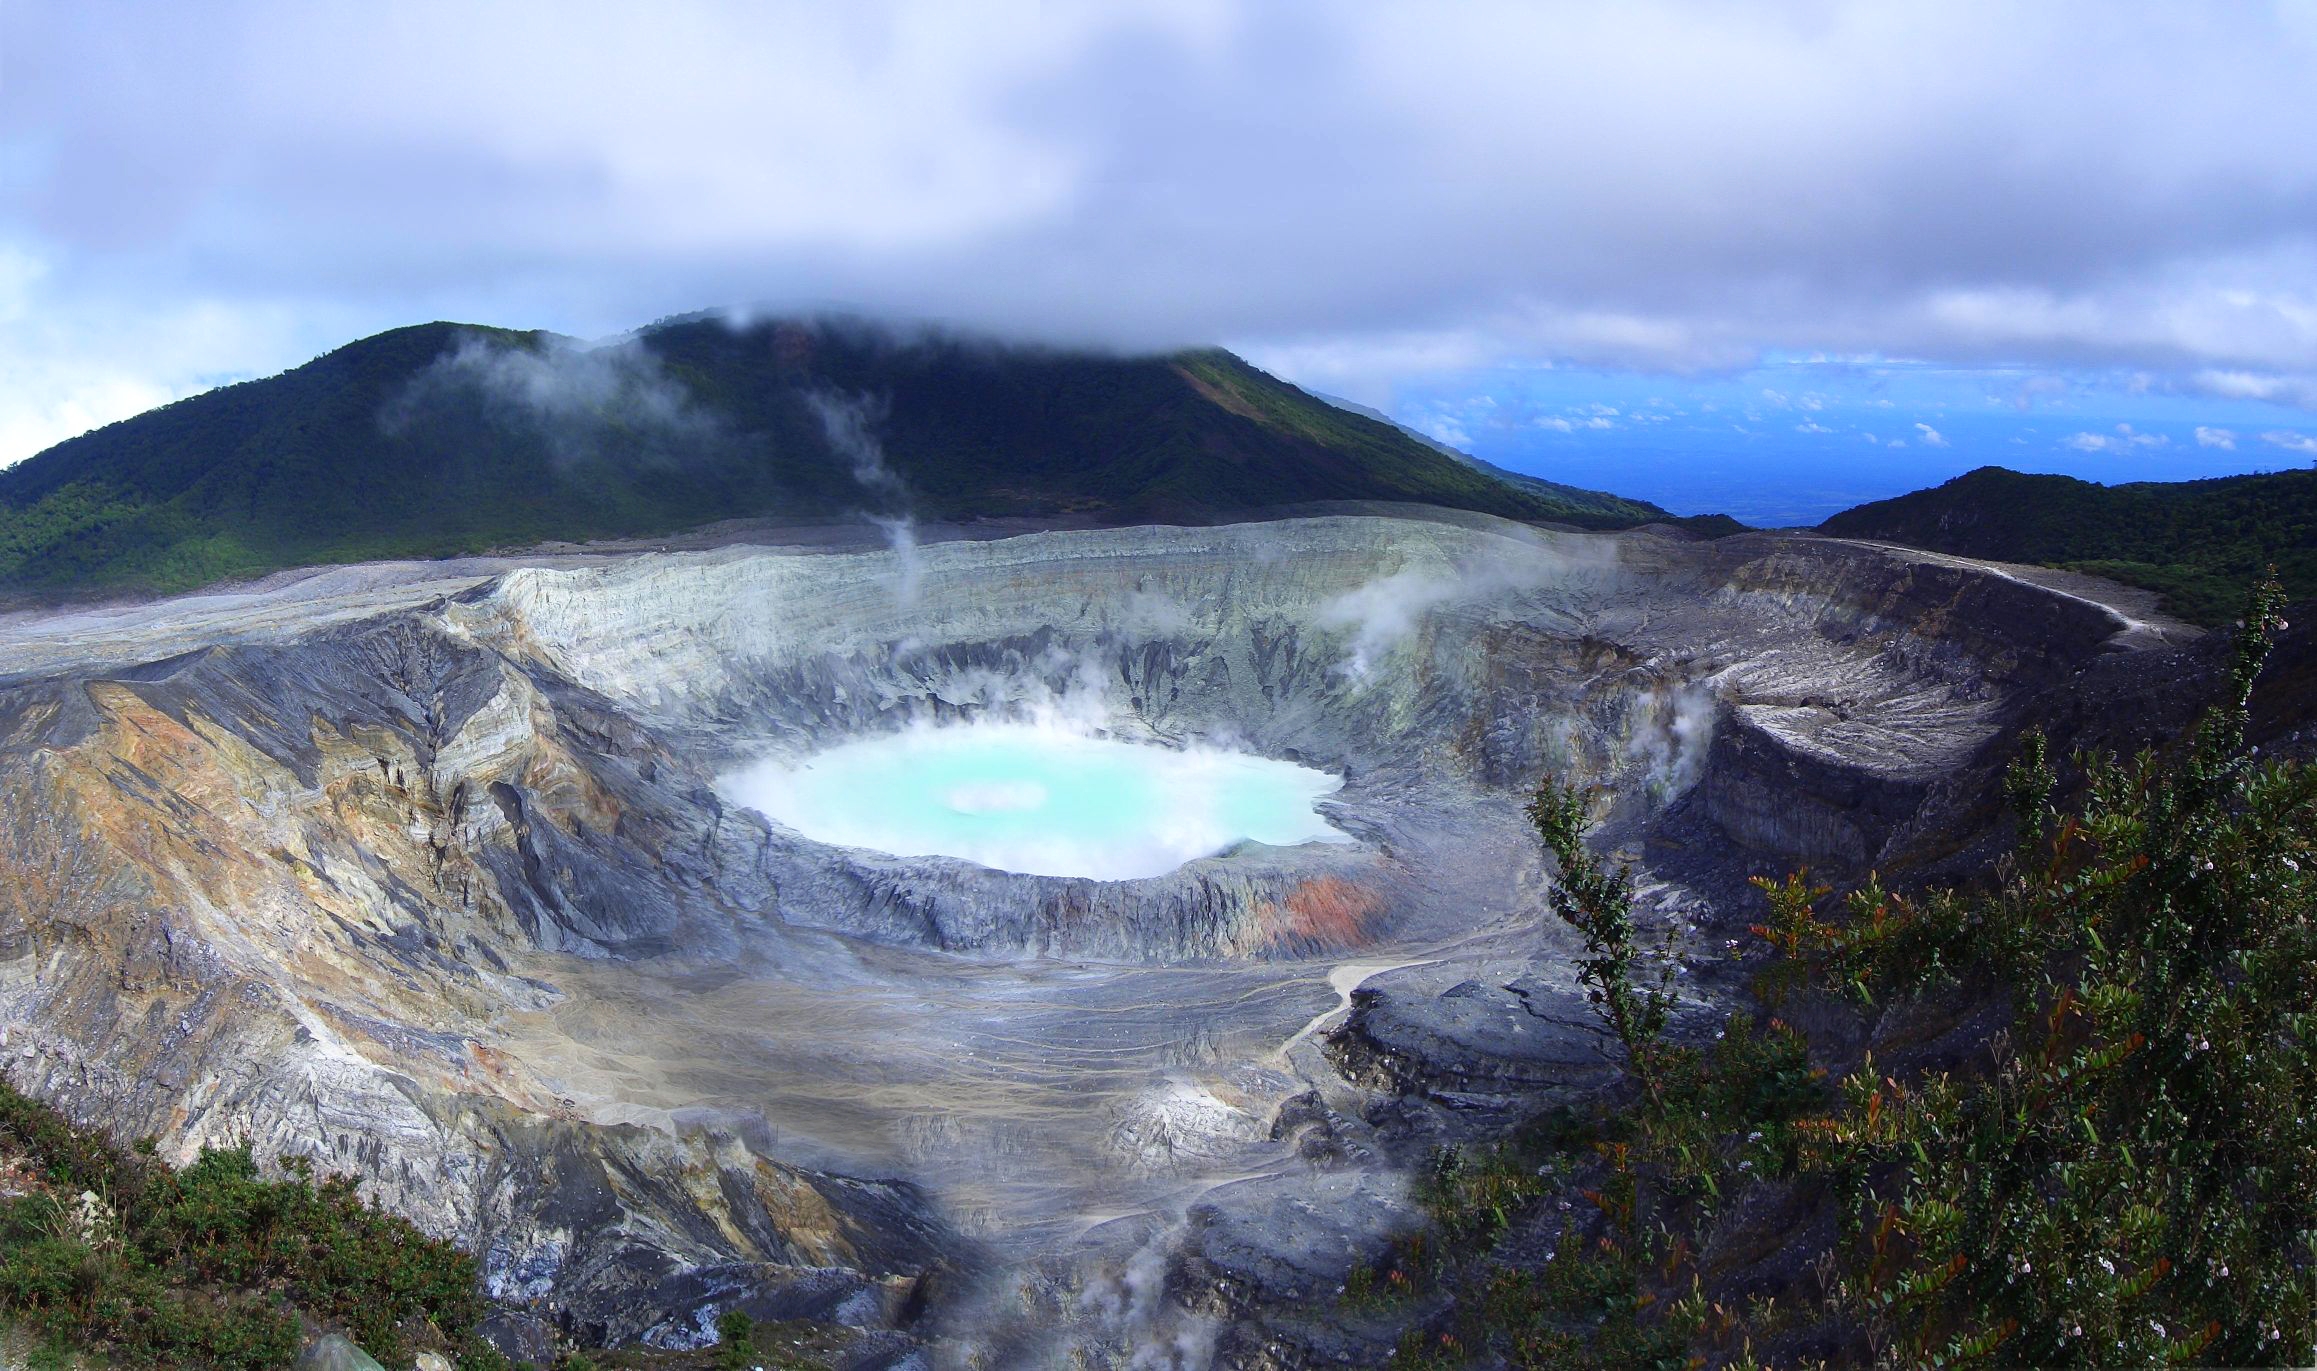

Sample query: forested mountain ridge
[1820,463,2317,624]
[0,315,1675,598]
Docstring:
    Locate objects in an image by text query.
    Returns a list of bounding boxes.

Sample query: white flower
[2098,1255,2116,1275]
[1746,1131,1763,1143]
[2151,1319,2166,1338]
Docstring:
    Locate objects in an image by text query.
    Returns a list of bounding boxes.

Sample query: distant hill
[1820,464,2317,624]
[0,315,1679,599]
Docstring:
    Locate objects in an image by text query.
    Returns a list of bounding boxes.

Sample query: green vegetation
[1392,579,2315,1365]
[0,316,1681,601]
[0,1081,509,1369]
[1819,465,2317,625]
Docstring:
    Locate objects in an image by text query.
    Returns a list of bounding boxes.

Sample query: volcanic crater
[0,509,2180,1358]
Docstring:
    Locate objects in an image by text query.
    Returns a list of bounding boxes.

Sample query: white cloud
[2195,425,2237,449]
[1795,420,1833,434]
[2191,369,2317,407]
[1914,422,1948,447]
[2261,430,2317,455]
[2065,422,2171,453]
[10,1,2317,458]
[1420,415,1471,448]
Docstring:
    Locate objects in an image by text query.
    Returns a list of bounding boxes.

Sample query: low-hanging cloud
[10,0,2317,462]
[383,335,724,464]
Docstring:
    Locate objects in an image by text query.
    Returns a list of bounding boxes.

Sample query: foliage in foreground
[0,1082,510,1369]
[1392,578,2316,1366]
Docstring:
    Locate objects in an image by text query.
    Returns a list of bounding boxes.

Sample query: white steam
[385,335,722,462]
[928,640,1117,734]
[1316,567,1465,680]
[870,513,922,607]
[805,387,903,498]
[1077,1220,1223,1370]
[1317,533,1619,679]
[1625,681,1719,800]
[806,388,923,607]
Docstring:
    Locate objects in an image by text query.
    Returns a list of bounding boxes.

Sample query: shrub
[0,1087,501,1367]
[1403,577,2316,1366]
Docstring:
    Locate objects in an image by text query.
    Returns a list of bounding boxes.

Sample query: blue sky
[1384,358,2317,525]
[6,1,2317,524]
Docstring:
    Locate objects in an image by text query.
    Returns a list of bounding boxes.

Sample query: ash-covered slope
[0,513,2183,1359]
[0,314,1668,600]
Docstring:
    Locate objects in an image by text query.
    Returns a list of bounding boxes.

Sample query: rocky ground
[0,508,2192,1365]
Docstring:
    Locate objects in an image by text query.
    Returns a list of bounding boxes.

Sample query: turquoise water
[721,723,1348,880]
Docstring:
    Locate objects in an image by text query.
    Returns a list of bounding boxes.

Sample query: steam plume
[384,334,722,464]
[805,388,923,607]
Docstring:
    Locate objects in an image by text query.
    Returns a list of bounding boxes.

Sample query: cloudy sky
[6,0,2317,519]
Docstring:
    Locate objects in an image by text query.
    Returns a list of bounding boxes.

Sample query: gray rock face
[0,510,2184,1359]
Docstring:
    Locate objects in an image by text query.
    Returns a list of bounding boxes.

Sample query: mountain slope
[1819,464,2317,624]
[0,316,1677,598]
[1308,391,1661,520]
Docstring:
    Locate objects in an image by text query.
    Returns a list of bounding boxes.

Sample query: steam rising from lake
[721,722,1349,880]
